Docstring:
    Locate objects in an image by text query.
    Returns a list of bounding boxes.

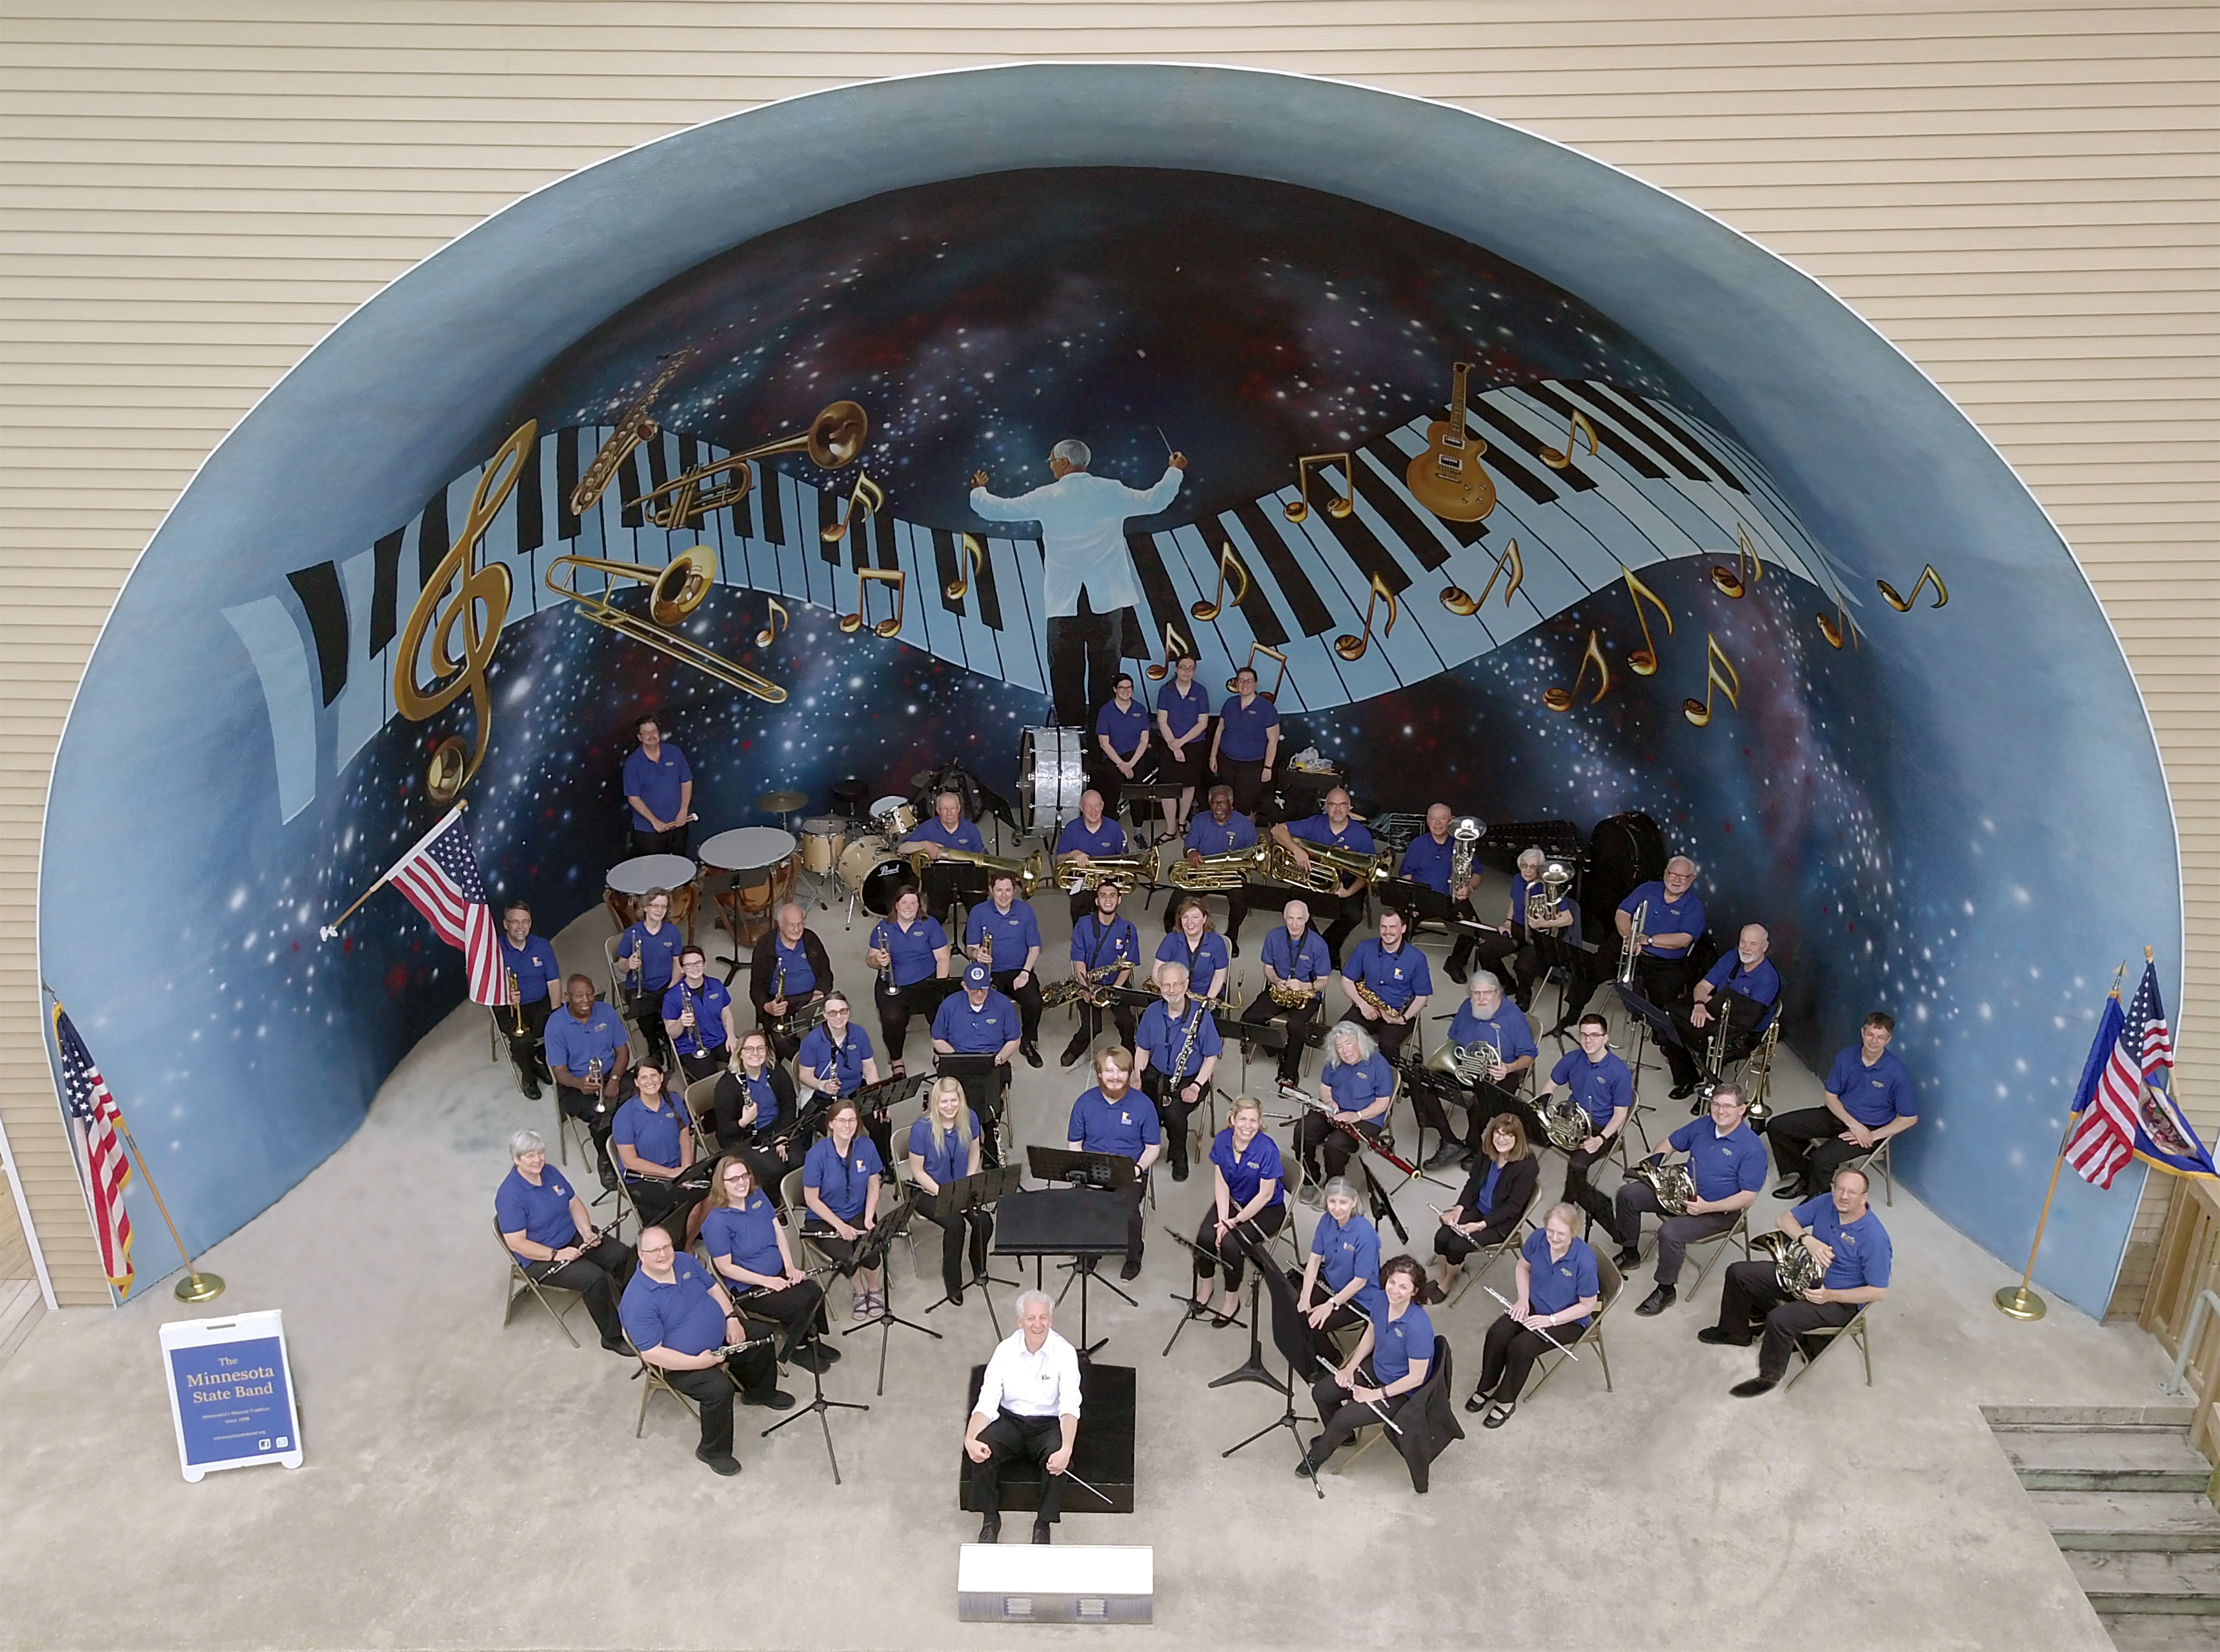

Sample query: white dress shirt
[975,1327,1084,1420]
[970,467,1184,618]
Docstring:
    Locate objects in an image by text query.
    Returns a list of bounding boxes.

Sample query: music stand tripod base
[760,1324,870,1485]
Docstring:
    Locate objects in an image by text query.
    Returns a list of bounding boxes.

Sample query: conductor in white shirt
[971,439,1187,729]
[964,1288,1085,1544]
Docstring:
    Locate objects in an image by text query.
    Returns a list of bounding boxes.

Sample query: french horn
[1750,1229,1825,1294]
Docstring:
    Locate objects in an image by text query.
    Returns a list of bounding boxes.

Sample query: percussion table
[699,826,800,983]
[603,853,701,945]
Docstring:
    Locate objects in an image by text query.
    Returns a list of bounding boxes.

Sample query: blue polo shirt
[1549,1049,1635,1126]
[908,1111,983,1186]
[1216,693,1279,761]
[1096,698,1149,760]
[1398,832,1457,896]
[543,1002,629,1079]
[1620,880,1706,959]
[1522,1230,1600,1328]
[1067,1086,1162,1159]
[798,1022,873,1096]
[700,1192,785,1287]
[1324,1049,1397,1122]
[1286,813,1376,855]
[1344,937,1431,1010]
[1664,1116,1770,1204]
[1310,1209,1386,1316]
[1511,877,1579,938]
[874,915,948,988]
[1211,1128,1284,1209]
[803,1134,883,1224]
[1056,816,1129,858]
[723,1069,784,1136]
[1824,1047,1919,1128]
[965,897,1042,966]
[619,919,685,995]
[932,988,1019,1053]
[660,976,732,1058]
[1367,1300,1436,1387]
[1156,929,1231,995]
[1184,810,1258,856]
[622,742,692,831]
[618,1252,726,1358]
[765,934,817,1000]
[1791,1194,1893,1291]
[907,814,985,854]
[611,1094,687,1176]
[1136,1000,1222,1085]
[1703,951,1781,1025]
[1070,912,1141,974]
[498,932,561,1005]
[1158,679,1211,743]
[1448,1002,1537,1065]
[1261,925,1333,985]
[496,1165,581,1257]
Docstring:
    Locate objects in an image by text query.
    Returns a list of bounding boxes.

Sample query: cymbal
[756,788,809,814]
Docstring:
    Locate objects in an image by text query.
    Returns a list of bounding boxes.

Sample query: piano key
[871,509,930,658]
[223,594,319,823]
[1613,388,1744,493]
[285,562,348,707]
[1198,509,1295,648]
[555,425,584,543]
[1553,381,1700,485]
[770,470,820,610]
[1352,438,1474,562]
[981,536,1044,697]
[515,426,547,552]
[753,458,785,547]
[1215,507,1346,710]
[1261,497,1422,705]
[617,445,646,529]
[416,481,449,590]
[1489,390,1715,570]
[1124,533,1189,670]
[369,527,403,658]
[1162,523,1262,703]
[1519,383,1668,481]
[1450,400,1584,503]
[1224,500,1326,639]
[332,545,385,776]
[902,520,964,670]
[1273,482,1466,687]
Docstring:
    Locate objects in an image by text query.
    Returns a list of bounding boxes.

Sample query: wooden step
[0,1278,42,1371]
[1985,1404,2199,1431]
[2004,1431,2214,1494]
[2030,1491,2220,1552]
[2097,1608,2220,1649]
[2065,1549,2220,1613]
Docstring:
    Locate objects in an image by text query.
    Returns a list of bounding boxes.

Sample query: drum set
[823,795,926,926]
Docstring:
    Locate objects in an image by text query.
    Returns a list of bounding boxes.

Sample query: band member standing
[1294,1021,1396,1193]
[618,1225,792,1477]
[711,1029,800,1190]
[908,1076,996,1307]
[1247,900,1333,1088]
[496,901,562,1099]
[1189,1095,1286,1321]
[966,870,1045,1067]
[610,1059,708,1249]
[931,960,1022,1166]
[1054,789,1130,925]
[1066,1045,1161,1280]
[1338,907,1432,1063]
[1428,1114,1539,1304]
[1210,665,1280,818]
[802,1098,887,1318]
[1616,855,1706,1008]
[1093,672,1151,818]
[1060,880,1141,1068]
[1133,962,1222,1182]
[1466,1202,1599,1429]
[622,715,694,857]
[965,1289,1084,1546]
[616,887,683,1067]
[1707,1165,1890,1397]
[1542,1014,1634,1240]
[1153,654,1211,843]
[971,440,1186,730]
[1483,846,1580,1015]
[1613,1084,1768,1316]
[1418,971,1539,1172]
[1666,923,1778,1098]
[1768,1011,1919,1199]
[796,991,882,1157]
[1155,897,1231,1003]
[497,1129,636,1351]
[865,884,951,1081]
[544,973,633,1188]
[1297,1176,1387,1353]
[901,791,987,927]
[750,901,833,1062]
[698,1154,839,1372]
[1177,785,1257,947]
[1271,786,1376,965]
[661,945,736,1085]
[1399,805,1479,974]
[1298,1254,1435,1482]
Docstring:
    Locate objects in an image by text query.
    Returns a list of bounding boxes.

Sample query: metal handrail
[2160,1287,2220,1398]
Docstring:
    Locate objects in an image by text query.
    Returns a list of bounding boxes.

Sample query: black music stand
[835,1199,941,1395]
[1156,1221,1250,1358]
[1027,1147,1144,1325]
[1000,1163,1138,1358]
[1232,1014,1295,1093]
[934,1052,1007,1169]
[1220,1253,1324,1497]
[759,1315,869,1484]
[1610,982,1679,1155]
[922,1163,1026,1336]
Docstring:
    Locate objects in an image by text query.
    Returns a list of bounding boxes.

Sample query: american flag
[2128,961,2175,1086]
[385,809,504,1005]
[52,1005,134,1296]
[2064,962,2184,1189]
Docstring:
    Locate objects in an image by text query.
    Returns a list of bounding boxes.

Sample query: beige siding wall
[3,1,2212,1305]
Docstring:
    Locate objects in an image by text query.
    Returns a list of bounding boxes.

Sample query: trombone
[635,401,869,529]
[543,545,788,705]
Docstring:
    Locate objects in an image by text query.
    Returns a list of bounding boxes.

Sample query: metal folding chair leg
[1781,1308,1872,1392]
[1685,1211,1751,1298]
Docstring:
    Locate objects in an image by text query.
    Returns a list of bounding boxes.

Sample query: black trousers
[661,1344,779,1459]
[1476,1312,1588,1402]
[1436,896,1485,978]
[1715,1260,1862,1382]
[1560,1135,1621,1238]
[876,977,947,1069]
[1192,1202,1286,1291]
[558,1084,621,1181]
[913,1187,994,1300]
[1216,756,1267,818]
[1665,998,1764,1090]
[674,1042,727,1086]
[1242,987,1319,1086]
[523,1235,636,1341]
[1358,1010,1417,1064]
[1629,954,1689,1014]
[1433,1212,1520,1266]
[1066,996,1138,1054]
[971,1409,1070,1522]
[1091,749,1151,818]
[1317,894,1366,969]
[1143,1069,1206,1176]
[732,1278,828,1360]
[503,1000,554,1093]
[1289,1267,1368,1363]
[629,823,692,858]
[628,1173,710,1247]
[1768,1108,1872,1196]
[1309,1376,1421,1463]
[1047,597,1125,730]
[1411,1073,1500,1147]
[624,989,674,1067]
[991,968,1044,1046]
[1611,1184,1738,1285]
[1295,1114,1378,1184]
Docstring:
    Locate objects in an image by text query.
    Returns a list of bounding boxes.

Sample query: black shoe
[1023,1044,1044,1069]
[978,1515,1001,1544]
[1424,1142,1466,1172]
[1697,1327,1746,1347]
[1170,1162,1189,1182]
[1060,1037,1089,1069]
[1464,1387,1494,1415]
[696,1446,742,1476]
[1120,1256,1143,1282]
[521,1078,543,1100]
[743,1388,796,1410]
[1294,1455,1318,1479]
[1670,1082,1697,1100]
[1482,1400,1516,1429]
[1611,1240,1640,1269]
[1229,940,1240,958]
[1635,1285,1676,1316]
[1421,1280,1448,1306]
[1032,1521,1053,1545]
[600,1335,630,1355]
[1771,1179,1803,1200]
[1730,1377,1777,1399]
[787,1340,838,1373]
[947,1287,965,1307]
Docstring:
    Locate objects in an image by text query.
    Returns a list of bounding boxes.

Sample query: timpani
[603,853,701,944]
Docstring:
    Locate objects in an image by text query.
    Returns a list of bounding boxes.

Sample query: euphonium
[634,400,869,528]
[1058,853,1149,894]
[1262,838,1392,896]
[911,845,1047,898]
[1169,843,1269,892]
[543,545,787,705]
[1526,860,1574,927]
[1626,1157,1698,1215]
[1449,816,1482,887]
[1426,1036,1500,1085]
[1750,1229,1825,1294]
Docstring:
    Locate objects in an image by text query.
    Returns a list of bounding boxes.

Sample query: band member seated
[1480,846,1581,1014]
[611,1059,708,1248]
[712,1029,799,1190]
[1769,1011,1919,1200]
[618,1224,791,1477]
[1093,671,1151,817]
[965,1288,1084,1546]
[1209,664,1280,818]
[1298,1254,1435,1480]
[496,900,562,1099]
[751,901,833,1062]
[900,789,987,925]
[1246,899,1333,1087]
[1543,1014,1634,1240]
[931,960,1022,1165]
[1066,1045,1160,1280]
[622,714,694,857]
[797,990,880,1103]
[1295,1021,1396,1193]
[1417,969,1536,1171]
[1176,784,1257,947]
[1616,854,1706,1009]
[1297,1176,1387,1355]
[1612,1083,1768,1316]
[698,1154,839,1372]
[1705,1165,1891,1397]
[1428,1113,1539,1305]
[1155,897,1231,1003]
[1133,962,1222,1182]
[1666,923,1779,1098]
[865,883,951,1081]
[1189,1095,1287,1322]
[1466,1202,1599,1429]
[1153,654,1211,843]
[909,1076,996,1307]
[1060,879,1141,1067]
[1271,785,1377,965]
[543,972,632,1188]
[966,869,1045,1066]
[661,945,736,1085]
[1054,789,1131,924]
[616,887,683,1066]
[802,1098,887,1318]
[1338,906,1432,1063]
[1400,804,1480,975]
[497,1129,636,1351]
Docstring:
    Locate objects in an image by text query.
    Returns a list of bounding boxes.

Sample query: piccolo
[1481,1282,1580,1360]
[1315,1354,1404,1435]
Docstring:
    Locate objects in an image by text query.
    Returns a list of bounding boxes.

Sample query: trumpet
[508,967,526,1037]
[543,545,787,705]
[1617,898,1650,987]
[911,846,1048,899]
[634,401,869,529]
[1057,853,1151,894]
[1169,843,1269,892]
[1750,1229,1825,1294]
[1262,838,1392,896]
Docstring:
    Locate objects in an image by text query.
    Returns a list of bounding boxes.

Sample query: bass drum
[859,856,918,918]
[838,836,896,894]
[1018,725,1088,836]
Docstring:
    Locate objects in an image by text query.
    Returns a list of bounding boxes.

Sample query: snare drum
[869,794,918,840]
[604,852,701,942]
[800,816,848,875]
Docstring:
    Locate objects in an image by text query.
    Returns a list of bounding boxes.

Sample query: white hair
[1158,962,1190,987]
[1325,1019,1378,1066]
[1015,1288,1054,1316]
[509,1129,545,1160]
[1468,970,1502,992]
[1518,846,1546,873]
[1667,854,1700,878]
[1051,438,1091,470]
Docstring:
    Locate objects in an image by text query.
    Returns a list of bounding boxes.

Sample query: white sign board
[159,1309,303,1482]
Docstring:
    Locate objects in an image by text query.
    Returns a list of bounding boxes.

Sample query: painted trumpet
[635,401,869,529]
[543,545,787,705]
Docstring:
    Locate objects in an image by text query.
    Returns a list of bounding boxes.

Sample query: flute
[1315,1354,1404,1435]
[1481,1282,1580,1361]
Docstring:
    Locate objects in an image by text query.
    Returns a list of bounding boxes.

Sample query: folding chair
[1781,1305,1873,1392]
[603,936,636,1033]
[1333,1335,1456,1487]
[685,1074,725,1160]
[1444,1216,1533,1310]
[616,1325,717,1440]
[1683,1207,1751,1298]
[495,1217,581,1347]
[1850,1138,1895,1207]
[1527,1251,1621,1398]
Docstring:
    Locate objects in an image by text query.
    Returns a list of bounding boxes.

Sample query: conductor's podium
[958,1362,1136,1515]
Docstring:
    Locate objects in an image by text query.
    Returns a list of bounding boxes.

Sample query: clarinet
[1166,996,1209,1100]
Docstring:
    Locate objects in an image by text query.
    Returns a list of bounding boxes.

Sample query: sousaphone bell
[636,401,870,529]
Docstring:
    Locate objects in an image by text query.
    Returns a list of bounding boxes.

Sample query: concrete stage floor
[0,874,2175,1651]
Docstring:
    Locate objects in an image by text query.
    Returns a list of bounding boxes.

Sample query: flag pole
[318,800,467,940]
[1995,958,2128,1322]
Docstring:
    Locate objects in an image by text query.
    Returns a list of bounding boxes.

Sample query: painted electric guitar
[1406,360,1498,523]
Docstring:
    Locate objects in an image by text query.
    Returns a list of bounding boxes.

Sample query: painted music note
[821,472,885,543]
[1191,541,1251,622]
[1711,523,1766,599]
[1620,567,1674,676]
[1226,641,1289,702]
[755,597,789,649]
[1441,538,1522,616]
[1682,634,1742,727]
[1876,565,1949,610]
[839,567,905,639]
[944,533,984,601]
[1541,630,1609,712]
[1817,601,1861,650]
[1284,452,1355,523]
[1144,619,1194,681]
[1540,410,1598,470]
[1335,572,1399,661]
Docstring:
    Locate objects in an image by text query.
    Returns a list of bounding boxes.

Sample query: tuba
[911,845,1048,900]
[1526,860,1574,927]
[1426,1036,1500,1085]
[1058,853,1151,894]
[1626,1158,1698,1216]
[634,401,869,529]
[1750,1229,1825,1294]
[543,545,787,704]
[1263,838,1393,896]
[1169,843,1269,892]
[1449,816,1482,887]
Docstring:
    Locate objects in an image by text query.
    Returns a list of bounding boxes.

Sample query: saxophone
[1351,978,1398,1021]
[1750,1229,1825,1294]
